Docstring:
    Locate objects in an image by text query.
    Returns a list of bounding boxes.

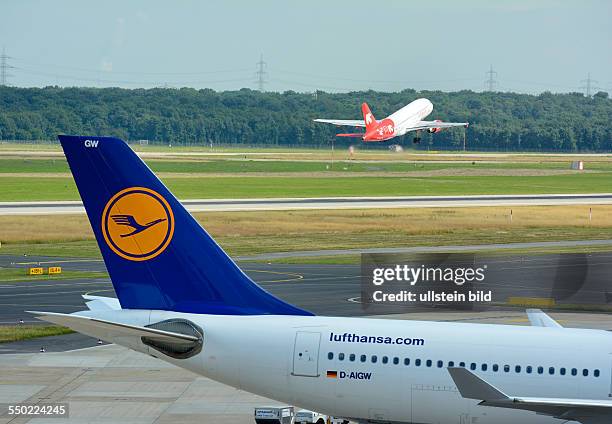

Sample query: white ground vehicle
[295,409,328,424]
[255,406,295,424]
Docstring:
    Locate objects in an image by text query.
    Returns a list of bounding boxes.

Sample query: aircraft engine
[427,119,443,134]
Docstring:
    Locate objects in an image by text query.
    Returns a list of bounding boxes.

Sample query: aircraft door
[609,354,612,398]
[292,331,321,377]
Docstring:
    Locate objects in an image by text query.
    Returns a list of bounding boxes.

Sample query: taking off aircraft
[314,98,468,143]
[32,135,612,424]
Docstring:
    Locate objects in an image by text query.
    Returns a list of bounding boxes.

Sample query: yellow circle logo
[101,187,174,261]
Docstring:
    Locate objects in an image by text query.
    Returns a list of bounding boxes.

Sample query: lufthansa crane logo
[101,187,174,261]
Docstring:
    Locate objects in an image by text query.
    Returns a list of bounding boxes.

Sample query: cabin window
[448,361,455,367]
[349,354,355,362]
[504,365,510,373]
[328,352,333,360]
[583,369,589,377]
[360,354,366,363]
[404,358,410,366]
[459,362,465,367]
[549,367,555,375]
[393,357,399,365]
[537,366,544,375]
[492,364,499,372]
[415,359,422,367]
[526,366,532,374]
[481,364,488,371]
[594,369,600,377]
[426,359,432,367]
[571,368,577,376]
[371,355,378,363]
[470,363,477,371]
[438,360,444,368]
[515,365,521,373]
[338,353,345,361]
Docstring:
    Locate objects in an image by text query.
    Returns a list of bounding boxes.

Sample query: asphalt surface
[3,193,612,215]
[237,239,612,260]
[1,251,612,354]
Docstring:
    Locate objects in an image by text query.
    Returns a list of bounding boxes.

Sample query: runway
[2,193,612,215]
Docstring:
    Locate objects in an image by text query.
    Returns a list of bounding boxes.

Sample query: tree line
[0,86,610,151]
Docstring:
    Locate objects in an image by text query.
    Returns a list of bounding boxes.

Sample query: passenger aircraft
[314,98,469,143]
[32,135,611,424]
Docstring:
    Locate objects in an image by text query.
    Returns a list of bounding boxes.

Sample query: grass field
[4,157,612,174]
[5,156,612,175]
[2,173,612,201]
[0,325,74,344]
[2,147,612,201]
[0,267,108,283]
[1,206,611,258]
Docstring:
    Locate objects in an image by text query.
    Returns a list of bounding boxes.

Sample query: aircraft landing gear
[413,137,421,144]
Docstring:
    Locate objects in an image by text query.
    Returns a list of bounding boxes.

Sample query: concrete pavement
[2,193,612,215]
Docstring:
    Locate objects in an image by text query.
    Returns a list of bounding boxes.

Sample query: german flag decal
[326,370,338,378]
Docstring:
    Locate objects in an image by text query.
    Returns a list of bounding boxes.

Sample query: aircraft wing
[406,120,469,132]
[448,367,612,424]
[313,118,366,127]
[28,310,200,344]
[527,308,563,328]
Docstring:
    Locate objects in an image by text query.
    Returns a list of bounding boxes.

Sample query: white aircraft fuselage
[387,98,434,137]
[80,309,610,424]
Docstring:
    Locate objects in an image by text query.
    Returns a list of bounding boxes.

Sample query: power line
[14,66,253,86]
[484,64,497,92]
[0,46,15,86]
[255,54,267,92]
[275,69,479,85]
[12,57,252,76]
[580,72,599,97]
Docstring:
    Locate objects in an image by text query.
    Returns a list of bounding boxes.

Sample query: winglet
[448,368,509,401]
[526,309,563,328]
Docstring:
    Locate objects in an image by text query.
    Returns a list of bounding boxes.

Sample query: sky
[1,0,611,94]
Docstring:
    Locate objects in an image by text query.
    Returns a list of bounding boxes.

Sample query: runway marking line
[243,269,304,283]
[14,259,104,265]
[84,289,114,296]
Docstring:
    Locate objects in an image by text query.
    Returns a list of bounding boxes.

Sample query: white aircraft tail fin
[82,295,121,311]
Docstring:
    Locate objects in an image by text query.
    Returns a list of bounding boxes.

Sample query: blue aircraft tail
[59,135,312,316]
